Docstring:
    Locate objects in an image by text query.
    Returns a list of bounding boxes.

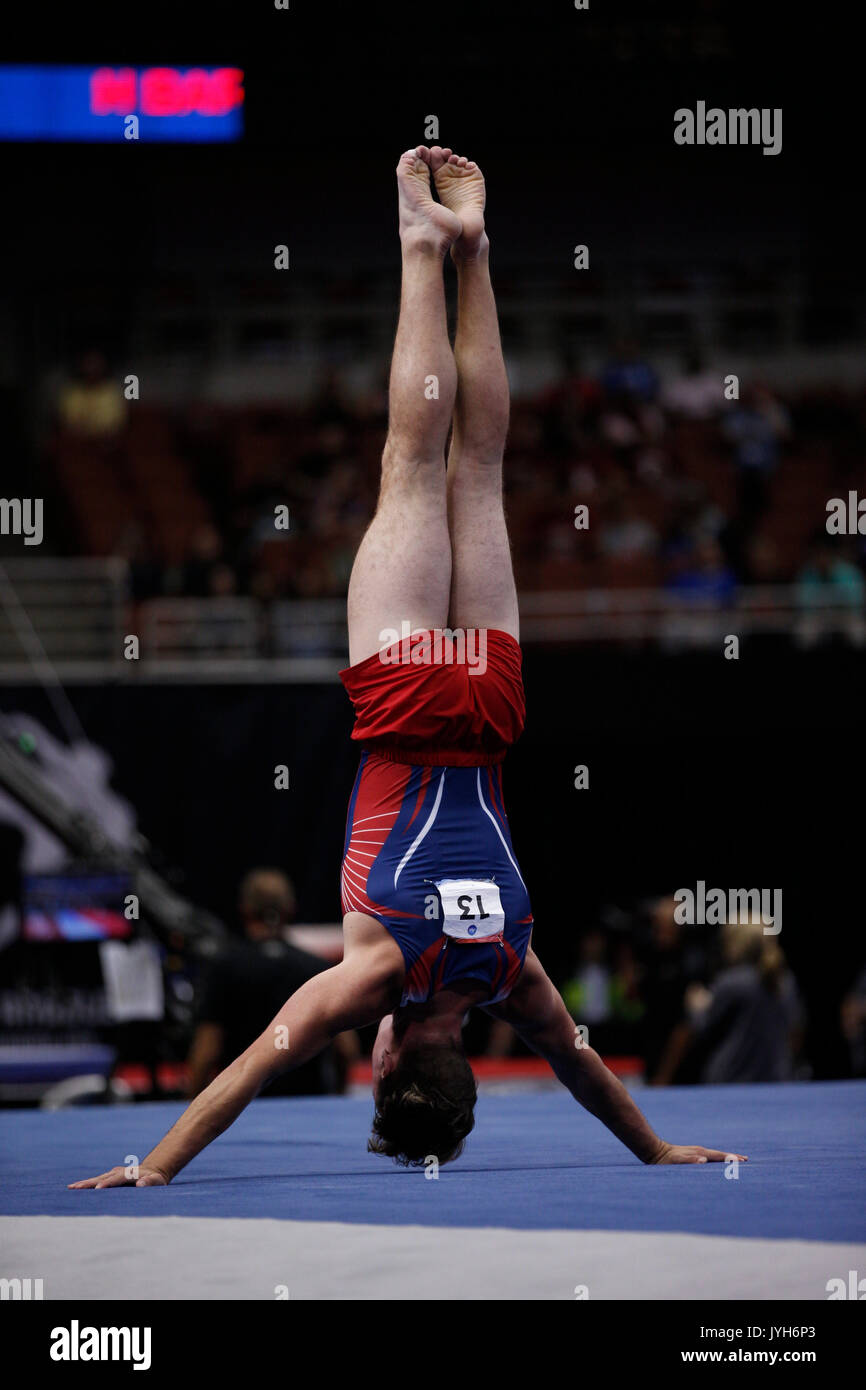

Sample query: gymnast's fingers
[654,1145,748,1164]
[68,1167,133,1189]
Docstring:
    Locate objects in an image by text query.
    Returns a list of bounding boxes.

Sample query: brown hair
[722,920,786,993]
[238,868,296,927]
[368,1044,477,1167]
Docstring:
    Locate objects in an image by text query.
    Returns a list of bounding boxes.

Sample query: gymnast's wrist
[141,1153,174,1183]
[645,1138,671,1165]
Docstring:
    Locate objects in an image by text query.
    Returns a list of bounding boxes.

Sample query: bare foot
[396,147,462,254]
[433,151,487,259]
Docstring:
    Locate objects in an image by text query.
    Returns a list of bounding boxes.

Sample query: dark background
[0,2,857,329]
[5,640,863,1077]
[1,1,862,1082]
[2,1,859,517]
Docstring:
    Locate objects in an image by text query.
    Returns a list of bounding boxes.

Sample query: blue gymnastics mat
[2,1080,864,1244]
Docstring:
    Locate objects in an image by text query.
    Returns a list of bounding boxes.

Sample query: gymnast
[71,147,745,1188]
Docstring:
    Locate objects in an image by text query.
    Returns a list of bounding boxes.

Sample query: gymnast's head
[368,1014,477,1167]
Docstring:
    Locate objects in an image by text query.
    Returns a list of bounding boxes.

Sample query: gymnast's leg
[346,147,463,665]
[432,148,518,638]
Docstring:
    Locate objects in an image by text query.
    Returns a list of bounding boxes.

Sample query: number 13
[457,894,490,921]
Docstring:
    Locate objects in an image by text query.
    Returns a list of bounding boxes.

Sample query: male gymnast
[71,147,745,1188]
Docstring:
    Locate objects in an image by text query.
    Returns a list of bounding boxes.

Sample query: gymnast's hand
[68,1165,169,1189]
[649,1142,748,1165]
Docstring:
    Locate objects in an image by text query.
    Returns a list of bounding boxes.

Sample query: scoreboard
[0,65,244,141]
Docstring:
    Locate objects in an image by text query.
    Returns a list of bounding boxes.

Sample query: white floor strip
[2,1216,863,1300]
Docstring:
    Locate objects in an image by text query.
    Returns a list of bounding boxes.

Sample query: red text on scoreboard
[90,67,245,118]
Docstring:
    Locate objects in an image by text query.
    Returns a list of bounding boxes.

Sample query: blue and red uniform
[339,629,533,1007]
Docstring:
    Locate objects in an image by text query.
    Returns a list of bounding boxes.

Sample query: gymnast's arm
[68,947,400,1189]
[484,950,747,1166]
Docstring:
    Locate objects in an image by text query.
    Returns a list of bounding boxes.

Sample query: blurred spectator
[309,460,369,534]
[662,348,722,421]
[662,482,728,561]
[182,524,227,598]
[178,403,235,529]
[560,929,645,1056]
[665,535,737,603]
[484,928,644,1060]
[116,523,164,603]
[743,532,783,585]
[601,337,659,403]
[57,349,127,438]
[724,381,790,473]
[561,928,612,1025]
[539,353,602,455]
[599,395,666,478]
[43,354,865,609]
[795,533,865,646]
[654,921,803,1085]
[722,381,790,540]
[208,563,238,598]
[840,966,866,1076]
[608,940,645,1046]
[640,895,707,1085]
[186,867,357,1097]
[598,493,659,559]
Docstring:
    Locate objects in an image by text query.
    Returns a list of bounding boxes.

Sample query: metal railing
[518,587,866,647]
[0,560,862,682]
[0,558,127,677]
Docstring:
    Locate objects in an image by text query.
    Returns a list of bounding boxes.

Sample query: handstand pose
[71,147,745,1188]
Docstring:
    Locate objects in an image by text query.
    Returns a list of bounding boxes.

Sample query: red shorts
[339,628,525,766]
